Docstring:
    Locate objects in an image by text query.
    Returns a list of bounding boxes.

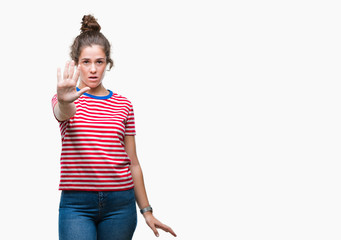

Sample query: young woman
[52,14,176,240]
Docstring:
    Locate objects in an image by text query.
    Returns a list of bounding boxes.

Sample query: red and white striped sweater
[52,89,136,191]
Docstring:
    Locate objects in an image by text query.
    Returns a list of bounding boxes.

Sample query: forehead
[79,45,106,58]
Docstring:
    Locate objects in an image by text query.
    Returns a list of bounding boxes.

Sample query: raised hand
[57,61,90,103]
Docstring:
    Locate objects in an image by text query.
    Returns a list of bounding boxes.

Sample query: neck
[79,83,109,96]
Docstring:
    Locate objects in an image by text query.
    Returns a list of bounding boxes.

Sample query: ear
[106,63,113,72]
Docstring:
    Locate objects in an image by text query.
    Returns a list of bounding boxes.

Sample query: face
[78,45,107,89]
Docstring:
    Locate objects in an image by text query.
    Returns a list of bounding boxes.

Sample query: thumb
[148,223,159,237]
[77,87,90,97]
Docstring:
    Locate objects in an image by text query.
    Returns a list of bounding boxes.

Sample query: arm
[53,101,77,122]
[124,135,176,237]
[54,61,90,121]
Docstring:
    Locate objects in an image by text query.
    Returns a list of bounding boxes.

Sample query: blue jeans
[59,189,137,240]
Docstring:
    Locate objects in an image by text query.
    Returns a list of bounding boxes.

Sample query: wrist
[58,99,73,105]
[140,205,153,215]
[142,211,153,218]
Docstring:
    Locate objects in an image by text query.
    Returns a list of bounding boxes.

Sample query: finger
[167,227,177,237]
[148,223,159,237]
[157,223,177,237]
[68,61,75,80]
[72,64,81,84]
[57,68,61,83]
[77,87,90,97]
[63,61,70,80]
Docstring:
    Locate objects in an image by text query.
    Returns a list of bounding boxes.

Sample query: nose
[90,63,96,73]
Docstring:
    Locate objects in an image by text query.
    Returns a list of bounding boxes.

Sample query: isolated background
[0,0,340,239]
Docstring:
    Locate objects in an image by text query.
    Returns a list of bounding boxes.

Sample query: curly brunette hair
[70,15,114,70]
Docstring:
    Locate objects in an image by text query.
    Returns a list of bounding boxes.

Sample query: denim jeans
[59,189,137,240]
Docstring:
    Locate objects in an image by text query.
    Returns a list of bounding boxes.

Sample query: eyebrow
[80,58,106,61]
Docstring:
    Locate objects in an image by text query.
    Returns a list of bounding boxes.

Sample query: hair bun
[80,15,101,33]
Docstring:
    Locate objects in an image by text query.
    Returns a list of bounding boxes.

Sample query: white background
[0,0,340,239]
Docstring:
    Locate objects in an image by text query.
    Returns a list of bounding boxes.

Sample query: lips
[89,76,98,80]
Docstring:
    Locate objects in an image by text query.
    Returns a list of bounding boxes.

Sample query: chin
[84,81,102,89]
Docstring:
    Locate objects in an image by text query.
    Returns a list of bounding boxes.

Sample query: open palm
[57,61,89,103]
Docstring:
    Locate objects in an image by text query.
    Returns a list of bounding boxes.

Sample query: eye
[82,60,89,65]
[97,60,104,64]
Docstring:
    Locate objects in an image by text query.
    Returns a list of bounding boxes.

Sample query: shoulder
[110,92,134,108]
